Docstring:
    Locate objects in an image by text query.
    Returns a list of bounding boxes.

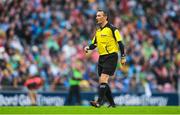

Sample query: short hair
[97,9,108,17]
[97,9,109,21]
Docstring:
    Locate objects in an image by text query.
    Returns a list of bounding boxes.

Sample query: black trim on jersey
[109,24,117,40]
[100,23,117,41]
[94,36,97,44]
[118,41,125,57]
[105,46,109,54]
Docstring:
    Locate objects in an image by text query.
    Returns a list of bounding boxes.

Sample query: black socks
[97,83,107,104]
[106,84,115,105]
[97,83,115,105]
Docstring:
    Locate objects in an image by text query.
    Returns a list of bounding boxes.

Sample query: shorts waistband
[99,52,117,57]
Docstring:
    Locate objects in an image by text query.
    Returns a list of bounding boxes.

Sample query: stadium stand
[0,0,179,94]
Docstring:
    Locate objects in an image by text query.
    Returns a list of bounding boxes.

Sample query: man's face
[96,11,107,25]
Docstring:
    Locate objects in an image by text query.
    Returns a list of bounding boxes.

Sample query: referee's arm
[114,29,125,57]
[89,36,97,50]
[84,36,97,52]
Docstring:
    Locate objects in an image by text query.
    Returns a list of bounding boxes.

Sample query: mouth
[96,19,101,24]
[96,19,98,23]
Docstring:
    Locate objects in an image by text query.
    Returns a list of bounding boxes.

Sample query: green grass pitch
[0,106,179,114]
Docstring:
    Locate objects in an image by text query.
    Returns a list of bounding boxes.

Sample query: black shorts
[98,52,118,76]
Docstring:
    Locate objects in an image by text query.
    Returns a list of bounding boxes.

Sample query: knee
[99,74,109,84]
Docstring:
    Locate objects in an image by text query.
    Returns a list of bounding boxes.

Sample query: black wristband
[89,44,96,50]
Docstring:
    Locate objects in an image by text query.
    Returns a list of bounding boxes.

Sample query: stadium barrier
[0,92,179,106]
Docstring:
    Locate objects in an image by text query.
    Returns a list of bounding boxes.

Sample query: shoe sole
[90,101,100,108]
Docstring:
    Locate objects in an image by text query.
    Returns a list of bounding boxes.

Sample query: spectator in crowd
[24,74,44,106]
[66,60,84,105]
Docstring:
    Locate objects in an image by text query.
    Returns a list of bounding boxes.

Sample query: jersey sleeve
[91,36,97,45]
[89,36,97,50]
[114,29,123,42]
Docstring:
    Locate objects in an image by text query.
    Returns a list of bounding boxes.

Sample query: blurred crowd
[0,0,180,94]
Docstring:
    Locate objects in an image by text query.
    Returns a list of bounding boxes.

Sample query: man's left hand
[120,56,126,66]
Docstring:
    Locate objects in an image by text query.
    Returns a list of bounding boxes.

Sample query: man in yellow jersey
[84,10,126,108]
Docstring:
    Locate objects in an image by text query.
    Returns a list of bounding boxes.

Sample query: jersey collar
[100,22,110,30]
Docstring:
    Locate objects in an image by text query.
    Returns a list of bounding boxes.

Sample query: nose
[96,16,98,20]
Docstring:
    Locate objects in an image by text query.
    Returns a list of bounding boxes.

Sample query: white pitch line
[0,113,180,115]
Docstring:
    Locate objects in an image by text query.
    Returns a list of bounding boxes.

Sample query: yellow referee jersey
[91,23,123,55]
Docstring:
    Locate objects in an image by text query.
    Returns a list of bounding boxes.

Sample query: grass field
[0,106,180,114]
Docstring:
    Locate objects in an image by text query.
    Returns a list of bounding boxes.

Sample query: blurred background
[0,0,179,106]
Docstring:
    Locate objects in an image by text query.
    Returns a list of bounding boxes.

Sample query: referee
[84,10,126,108]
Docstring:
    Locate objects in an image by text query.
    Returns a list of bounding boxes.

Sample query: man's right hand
[84,46,89,53]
